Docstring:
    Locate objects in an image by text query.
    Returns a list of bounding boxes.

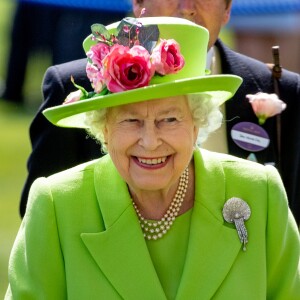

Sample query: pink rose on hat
[63,17,185,104]
[103,44,155,93]
[151,39,185,75]
[86,63,105,94]
[247,92,286,125]
[87,43,110,68]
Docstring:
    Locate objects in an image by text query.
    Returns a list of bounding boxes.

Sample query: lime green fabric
[5,149,300,299]
[146,209,193,300]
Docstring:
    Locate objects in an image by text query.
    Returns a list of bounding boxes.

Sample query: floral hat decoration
[43,16,242,128]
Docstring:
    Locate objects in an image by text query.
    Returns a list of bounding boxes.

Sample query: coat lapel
[80,151,244,299]
[81,155,166,299]
[176,149,243,299]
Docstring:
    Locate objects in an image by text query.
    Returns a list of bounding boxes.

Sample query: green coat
[6,149,300,299]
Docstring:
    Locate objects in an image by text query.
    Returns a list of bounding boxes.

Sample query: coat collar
[81,155,166,298]
[176,149,242,299]
[81,150,242,299]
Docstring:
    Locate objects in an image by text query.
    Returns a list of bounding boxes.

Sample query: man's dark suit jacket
[20,40,300,223]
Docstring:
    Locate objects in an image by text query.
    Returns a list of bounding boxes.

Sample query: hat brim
[43,74,242,128]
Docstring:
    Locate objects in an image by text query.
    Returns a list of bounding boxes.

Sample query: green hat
[43,17,242,128]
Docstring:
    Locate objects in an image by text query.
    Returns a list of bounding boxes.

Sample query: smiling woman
[5,16,300,299]
[100,96,197,209]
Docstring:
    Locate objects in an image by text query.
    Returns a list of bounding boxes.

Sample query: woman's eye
[156,117,178,127]
[125,119,139,123]
[164,117,177,123]
[118,118,142,128]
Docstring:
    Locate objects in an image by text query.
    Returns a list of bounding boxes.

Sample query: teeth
[138,157,167,165]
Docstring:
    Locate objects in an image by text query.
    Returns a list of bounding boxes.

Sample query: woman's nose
[138,122,162,151]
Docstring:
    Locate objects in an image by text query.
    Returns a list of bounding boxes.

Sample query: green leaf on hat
[116,17,159,53]
[91,23,111,44]
[138,25,159,53]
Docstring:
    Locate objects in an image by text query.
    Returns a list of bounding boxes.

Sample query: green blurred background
[0,1,27,296]
[0,1,50,297]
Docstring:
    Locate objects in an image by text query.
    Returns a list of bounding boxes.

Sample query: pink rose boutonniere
[246,92,287,125]
[64,16,185,104]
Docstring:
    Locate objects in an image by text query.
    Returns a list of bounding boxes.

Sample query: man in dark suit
[20,0,300,224]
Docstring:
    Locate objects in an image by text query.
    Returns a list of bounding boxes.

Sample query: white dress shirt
[201,47,229,154]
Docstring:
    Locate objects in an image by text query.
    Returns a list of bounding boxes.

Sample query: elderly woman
[6,17,300,299]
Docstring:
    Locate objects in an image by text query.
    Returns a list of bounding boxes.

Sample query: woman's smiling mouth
[134,156,169,168]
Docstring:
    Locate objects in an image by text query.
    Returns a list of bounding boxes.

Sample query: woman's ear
[103,125,108,144]
[193,126,199,146]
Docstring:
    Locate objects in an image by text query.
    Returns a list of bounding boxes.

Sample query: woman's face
[103,96,198,193]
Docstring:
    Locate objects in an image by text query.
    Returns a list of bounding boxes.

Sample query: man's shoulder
[216,39,269,72]
[42,57,92,95]
[45,58,87,81]
[216,39,300,84]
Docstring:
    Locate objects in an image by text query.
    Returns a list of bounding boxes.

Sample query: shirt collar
[206,46,221,75]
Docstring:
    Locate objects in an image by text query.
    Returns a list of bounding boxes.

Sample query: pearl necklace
[132,168,189,240]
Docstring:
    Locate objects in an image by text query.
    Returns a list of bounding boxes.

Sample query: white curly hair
[84,94,223,152]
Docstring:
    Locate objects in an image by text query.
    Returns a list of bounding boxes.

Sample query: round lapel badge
[231,122,270,152]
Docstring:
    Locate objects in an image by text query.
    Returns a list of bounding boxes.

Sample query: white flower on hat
[64,90,83,104]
